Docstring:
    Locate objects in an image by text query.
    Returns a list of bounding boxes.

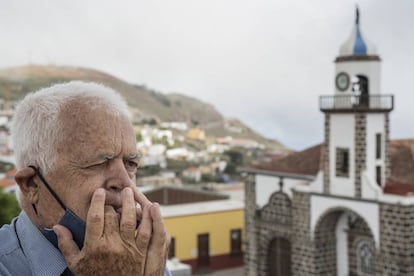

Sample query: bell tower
[319,7,393,198]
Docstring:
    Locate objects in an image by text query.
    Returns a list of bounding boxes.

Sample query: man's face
[36,100,139,227]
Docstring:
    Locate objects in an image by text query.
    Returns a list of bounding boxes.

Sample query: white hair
[11,81,131,175]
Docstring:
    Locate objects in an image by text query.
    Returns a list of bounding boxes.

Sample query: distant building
[137,175,181,187]
[145,186,244,274]
[216,136,262,149]
[182,167,202,182]
[0,168,17,194]
[160,122,188,131]
[186,128,205,141]
[242,10,414,276]
[166,147,193,160]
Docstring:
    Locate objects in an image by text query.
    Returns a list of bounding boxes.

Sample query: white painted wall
[330,114,355,196]
[310,195,380,248]
[361,171,382,199]
[336,213,349,276]
[335,60,381,95]
[307,171,324,193]
[255,174,306,208]
[366,114,386,188]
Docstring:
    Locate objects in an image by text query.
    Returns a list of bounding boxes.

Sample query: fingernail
[124,187,132,195]
[96,188,105,195]
[144,202,153,210]
[52,225,60,236]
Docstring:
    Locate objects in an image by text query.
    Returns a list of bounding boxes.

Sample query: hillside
[0,65,286,151]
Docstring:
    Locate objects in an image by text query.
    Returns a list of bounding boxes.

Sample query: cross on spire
[356,4,360,25]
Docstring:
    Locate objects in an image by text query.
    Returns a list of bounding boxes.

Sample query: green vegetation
[136,165,161,178]
[223,149,244,175]
[0,189,21,226]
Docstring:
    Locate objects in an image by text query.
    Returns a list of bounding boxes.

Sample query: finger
[145,204,170,276]
[136,203,153,250]
[85,188,106,241]
[136,206,143,226]
[54,224,80,264]
[115,206,142,227]
[133,186,151,207]
[120,187,137,241]
[149,203,168,248]
[104,205,120,235]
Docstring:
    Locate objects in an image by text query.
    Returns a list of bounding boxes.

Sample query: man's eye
[125,160,139,169]
[87,161,107,169]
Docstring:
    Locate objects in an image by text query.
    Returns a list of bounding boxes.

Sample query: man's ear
[15,167,38,204]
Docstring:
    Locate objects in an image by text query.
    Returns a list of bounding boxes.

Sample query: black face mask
[29,166,86,250]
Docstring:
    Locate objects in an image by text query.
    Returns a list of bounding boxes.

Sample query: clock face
[336,72,350,91]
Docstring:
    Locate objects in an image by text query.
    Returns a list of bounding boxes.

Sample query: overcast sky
[1,0,413,150]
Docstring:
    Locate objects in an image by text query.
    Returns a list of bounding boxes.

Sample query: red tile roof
[251,139,414,196]
[252,144,323,176]
[0,168,17,188]
[384,180,414,196]
[0,178,15,188]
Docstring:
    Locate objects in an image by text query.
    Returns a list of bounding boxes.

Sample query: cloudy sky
[1,0,413,150]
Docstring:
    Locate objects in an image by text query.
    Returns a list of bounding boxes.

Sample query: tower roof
[338,7,378,58]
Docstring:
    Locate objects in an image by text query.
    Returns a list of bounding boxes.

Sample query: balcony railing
[319,94,394,112]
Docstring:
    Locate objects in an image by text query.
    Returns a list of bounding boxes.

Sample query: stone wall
[379,203,414,275]
[244,174,258,276]
[354,114,367,198]
[384,113,391,180]
[257,191,292,275]
[323,113,330,193]
[313,210,341,275]
[291,191,315,275]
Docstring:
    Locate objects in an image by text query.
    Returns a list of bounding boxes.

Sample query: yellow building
[186,127,206,141]
[144,186,244,273]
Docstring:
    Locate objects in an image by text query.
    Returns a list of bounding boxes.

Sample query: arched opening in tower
[352,75,369,107]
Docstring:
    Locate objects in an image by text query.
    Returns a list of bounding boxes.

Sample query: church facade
[243,10,414,276]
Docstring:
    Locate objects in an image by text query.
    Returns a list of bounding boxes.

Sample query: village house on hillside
[242,9,414,276]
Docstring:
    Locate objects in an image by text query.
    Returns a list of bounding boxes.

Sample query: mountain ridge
[0,64,286,151]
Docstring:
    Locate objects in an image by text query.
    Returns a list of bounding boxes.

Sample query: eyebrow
[125,152,141,160]
[88,152,141,163]
[99,154,115,159]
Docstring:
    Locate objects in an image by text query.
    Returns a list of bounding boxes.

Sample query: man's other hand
[53,188,170,276]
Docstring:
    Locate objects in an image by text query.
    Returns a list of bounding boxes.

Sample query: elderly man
[0,81,170,275]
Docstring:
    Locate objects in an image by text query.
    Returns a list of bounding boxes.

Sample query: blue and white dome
[339,8,377,56]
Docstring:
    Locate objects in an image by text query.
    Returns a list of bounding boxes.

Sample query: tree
[223,149,244,176]
[0,188,21,226]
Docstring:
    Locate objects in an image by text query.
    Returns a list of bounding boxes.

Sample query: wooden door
[197,233,210,269]
[267,237,291,276]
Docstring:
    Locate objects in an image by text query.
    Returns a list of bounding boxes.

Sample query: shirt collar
[16,211,68,276]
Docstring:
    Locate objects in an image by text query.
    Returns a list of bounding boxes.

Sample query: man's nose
[105,159,134,192]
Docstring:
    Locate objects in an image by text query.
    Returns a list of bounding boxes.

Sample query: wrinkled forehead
[60,95,122,117]
[57,97,135,159]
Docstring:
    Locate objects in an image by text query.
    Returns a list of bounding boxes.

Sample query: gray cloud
[1,0,413,150]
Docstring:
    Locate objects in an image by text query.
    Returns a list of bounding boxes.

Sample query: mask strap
[28,165,67,210]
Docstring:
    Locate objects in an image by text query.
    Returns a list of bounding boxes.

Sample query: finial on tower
[355,4,360,25]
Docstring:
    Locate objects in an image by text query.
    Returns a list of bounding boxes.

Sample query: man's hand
[133,187,170,276]
[53,187,170,276]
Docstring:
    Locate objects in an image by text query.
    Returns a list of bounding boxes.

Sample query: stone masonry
[257,191,292,275]
[291,191,315,275]
[378,203,414,275]
[384,113,391,180]
[354,113,366,198]
[323,113,330,193]
[244,173,258,276]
